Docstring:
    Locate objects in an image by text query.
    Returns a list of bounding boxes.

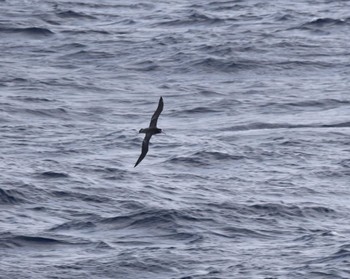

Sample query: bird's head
[139,128,145,133]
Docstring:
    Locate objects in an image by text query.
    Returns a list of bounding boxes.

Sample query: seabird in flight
[134,97,164,167]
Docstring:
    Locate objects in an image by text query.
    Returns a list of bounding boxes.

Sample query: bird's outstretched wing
[149,97,163,128]
[134,133,152,167]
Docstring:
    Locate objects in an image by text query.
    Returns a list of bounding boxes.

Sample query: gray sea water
[1,1,350,278]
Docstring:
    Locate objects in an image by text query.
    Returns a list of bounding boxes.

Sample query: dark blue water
[1,1,350,278]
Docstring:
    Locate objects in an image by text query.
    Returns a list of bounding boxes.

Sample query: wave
[64,2,154,10]
[224,121,350,132]
[204,2,245,11]
[293,17,350,35]
[21,107,69,119]
[225,122,308,131]
[0,187,26,204]
[209,201,335,218]
[0,233,90,249]
[60,50,114,60]
[99,208,203,240]
[262,99,350,111]
[158,11,227,26]
[180,106,219,114]
[190,57,257,72]
[101,208,199,228]
[321,122,350,128]
[340,159,350,168]
[49,220,97,231]
[249,203,335,218]
[37,171,69,178]
[51,190,112,204]
[49,207,205,244]
[62,28,111,35]
[212,226,271,239]
[306,245,350,265]
[9,96,55,103]
[125,60,160,72]
[168,151,244,166]
[0,26,54,37]
[303,17,350,28]
[56,10,96,20]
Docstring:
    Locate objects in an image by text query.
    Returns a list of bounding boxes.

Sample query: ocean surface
[1,1,349,278]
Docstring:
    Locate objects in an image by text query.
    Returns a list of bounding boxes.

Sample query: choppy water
[1,1,350,278]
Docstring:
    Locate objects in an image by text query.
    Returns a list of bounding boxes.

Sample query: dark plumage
[134,97,164,167]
